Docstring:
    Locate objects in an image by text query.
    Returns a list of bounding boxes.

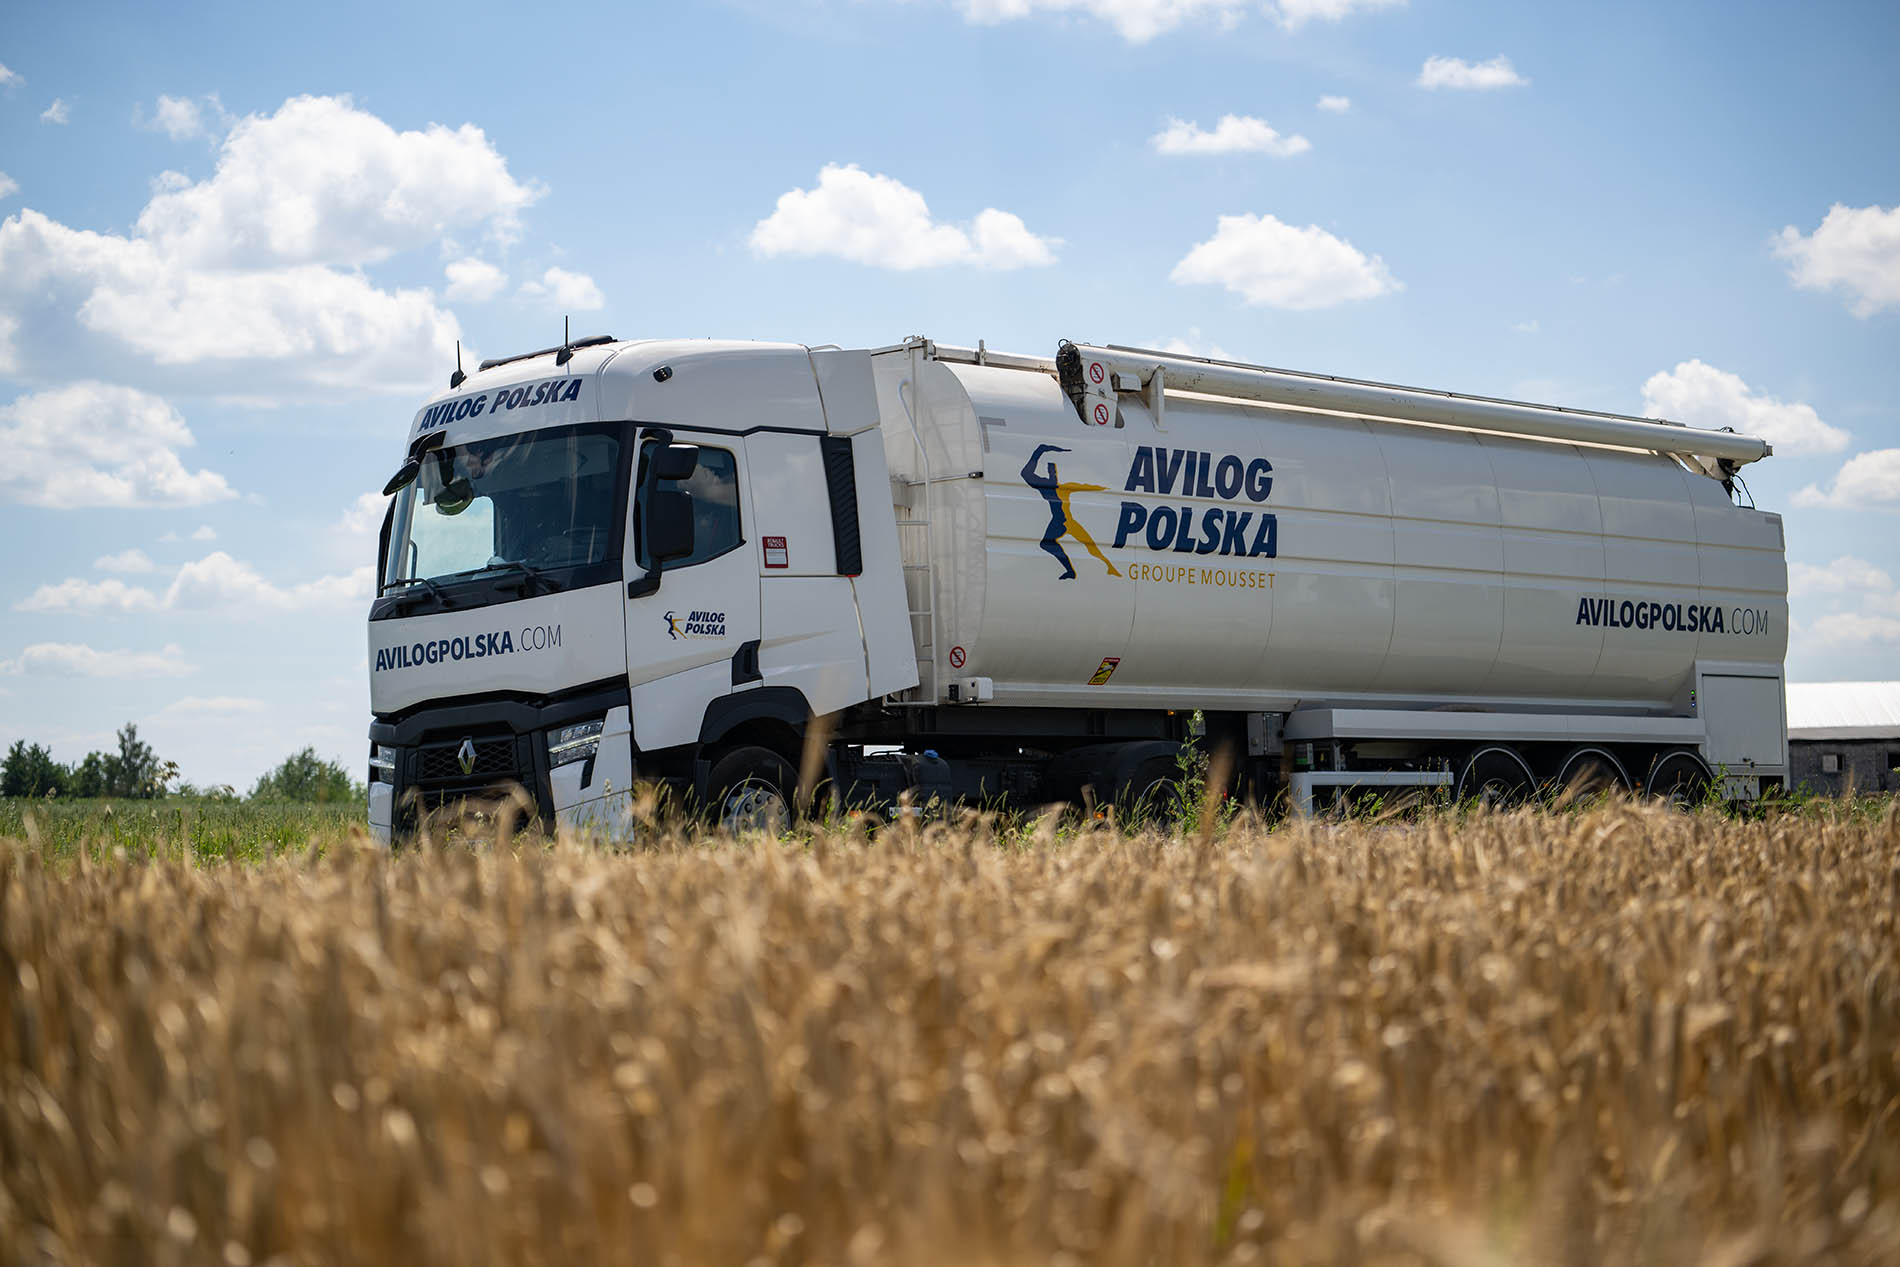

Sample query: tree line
[1,725,364,802]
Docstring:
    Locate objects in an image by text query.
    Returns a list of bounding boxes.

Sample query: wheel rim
[719,779,788,833]
[1648,754,1710,808]
[1476,776,1520,807]
[1459,747,1535,808]
[1555,751,1628,803]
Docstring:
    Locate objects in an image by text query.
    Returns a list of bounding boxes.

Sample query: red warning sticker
[948,645,967,669]
[762,536,788,568]
[1088,360,1106,384]
[1092,402,1110,426]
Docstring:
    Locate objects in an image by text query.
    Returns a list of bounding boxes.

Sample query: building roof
[1786,681,1900,741]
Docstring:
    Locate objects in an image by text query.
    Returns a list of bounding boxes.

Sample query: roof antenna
[556,316,573,366]
[449,339,466,389]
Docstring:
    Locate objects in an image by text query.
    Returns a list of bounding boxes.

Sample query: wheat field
[3,802,1898,1265]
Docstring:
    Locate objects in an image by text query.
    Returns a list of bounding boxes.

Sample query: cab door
[623,437,761,753]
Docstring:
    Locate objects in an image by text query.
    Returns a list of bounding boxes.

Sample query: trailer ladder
[893,339,940,703]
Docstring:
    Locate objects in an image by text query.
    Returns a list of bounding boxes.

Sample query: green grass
[0,797,368,862]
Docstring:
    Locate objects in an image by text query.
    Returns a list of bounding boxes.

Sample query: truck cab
[365,337,916,842]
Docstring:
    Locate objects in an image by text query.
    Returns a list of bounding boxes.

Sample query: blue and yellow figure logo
[664,610,683,640]
[1023,443,1121,580]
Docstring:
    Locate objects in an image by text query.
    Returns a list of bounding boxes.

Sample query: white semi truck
[365,335,1788,840]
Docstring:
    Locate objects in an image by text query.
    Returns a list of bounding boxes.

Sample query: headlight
[548,719,604,768]
[369,744,397,781]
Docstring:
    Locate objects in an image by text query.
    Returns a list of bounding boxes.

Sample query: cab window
[636,444,742,569]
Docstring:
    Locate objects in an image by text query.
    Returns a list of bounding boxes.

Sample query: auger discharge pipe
[1070,344,1772,467]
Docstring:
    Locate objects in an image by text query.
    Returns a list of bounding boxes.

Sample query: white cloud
[1788,556,1895,597]
[166,552,375,612]
[1794,449,1900,510]
[94,549,157,574]
[0,172,17,200]
[1170,212,1398,309]
[16,551,375,615]
[0,382,235,508]
[151,695,267,717]
[519,265,605,310]
[15,578,162,613]
[338,491,388,540]
[191,524,217,541]
[1774,204,1900,317]
[0,94,547,396]
[136,94,538,269]
[1154,328,1231,360]
[40,98,69,124]
[0,207,461,394]
[1640,360,1848,456]
[1790,556,1900,655]
[445,256,507,302]
[955,0,1248,42]
[1417,55,1529,90]
[1152,115,1310,157]
[138,94,206,141]
[1316,95,1352,113]
[0,642,192,678]
[0,63,20,88]
[751,163,1058,271]
[1275,0,1403,27]
[953,0,1398,40]
[1511,319,1540,334]
[1804,610,1900,651]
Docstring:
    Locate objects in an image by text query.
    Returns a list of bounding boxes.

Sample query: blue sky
[1,0,1896,789]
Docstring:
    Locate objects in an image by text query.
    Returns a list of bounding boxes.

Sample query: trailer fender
[1044,740,1185,805]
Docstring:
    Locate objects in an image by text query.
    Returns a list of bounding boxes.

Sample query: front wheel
[706,746,797,834]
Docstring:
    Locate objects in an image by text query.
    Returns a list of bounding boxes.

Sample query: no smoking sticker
[948,645,966,669]
[1092,402,1110,426]
[1088,361,1106,384]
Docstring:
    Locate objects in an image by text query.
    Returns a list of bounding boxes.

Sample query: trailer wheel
[1122,757,1181,826]
[1551,747,1630,804]
[1456,746,1536,809]
[706,745,797,834]
[1645,750,1713,808]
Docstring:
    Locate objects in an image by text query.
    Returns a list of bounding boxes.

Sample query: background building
[1785,682,1900,796]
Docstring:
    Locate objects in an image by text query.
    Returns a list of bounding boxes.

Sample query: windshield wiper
[475,559,553,595]
[384,575,456,609]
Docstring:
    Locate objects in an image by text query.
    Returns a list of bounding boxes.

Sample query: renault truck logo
[456,737,477,775]
[1023,443,1120,581]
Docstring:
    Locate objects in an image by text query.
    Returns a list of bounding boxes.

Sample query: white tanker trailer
[364,334,1787,839]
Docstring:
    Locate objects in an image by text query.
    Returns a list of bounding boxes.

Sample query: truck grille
[418,738,516,782]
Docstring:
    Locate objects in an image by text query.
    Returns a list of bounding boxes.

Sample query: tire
[1551,747,1629,803]
[706,745,797,834]
[1646,750,1713,808]
[1121,757,1181,826]
[1455,746,1536,809]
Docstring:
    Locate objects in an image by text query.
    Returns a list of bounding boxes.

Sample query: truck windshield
[383,423,627,597]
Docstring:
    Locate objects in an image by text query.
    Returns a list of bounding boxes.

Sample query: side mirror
[655,443,699,481]
[648,490,696,563]
[382,458,421,496]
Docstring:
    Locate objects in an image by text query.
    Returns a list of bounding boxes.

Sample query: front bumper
[367,679,632,840]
